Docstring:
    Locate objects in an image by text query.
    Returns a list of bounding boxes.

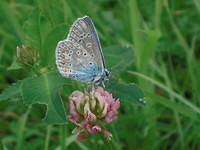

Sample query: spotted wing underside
[56,16,105,82]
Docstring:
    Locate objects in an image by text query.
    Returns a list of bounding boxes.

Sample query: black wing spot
[91,54,95,58]
[83,52,87,57]
[88,61,94,65]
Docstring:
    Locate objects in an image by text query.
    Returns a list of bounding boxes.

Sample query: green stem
[110,124,121,150]
[44,125,52,150]
[60,124,67,150]
[164,0,189,52]
[128,71,200,114]
[31,65,40,76]
[161,65,185,149]
[16,108,30,150]
[154,0,162,30]
[0,141,3,150]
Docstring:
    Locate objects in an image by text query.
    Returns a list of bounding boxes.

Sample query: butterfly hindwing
[56,40,102,82]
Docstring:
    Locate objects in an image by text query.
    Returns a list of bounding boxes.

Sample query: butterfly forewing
[67,16,105,69]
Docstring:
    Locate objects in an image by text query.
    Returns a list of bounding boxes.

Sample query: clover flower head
[68,87,120,141]
[16,45,39,67]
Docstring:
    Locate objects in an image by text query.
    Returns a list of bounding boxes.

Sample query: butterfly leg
[102,82,105,88]
[84,84,91,93]
[84,87,88,93]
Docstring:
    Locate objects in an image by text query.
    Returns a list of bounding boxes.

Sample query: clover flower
[16,45,39,67]
[68,87,120,142]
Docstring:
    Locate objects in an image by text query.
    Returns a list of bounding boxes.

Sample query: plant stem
[161,64,185,149]
[16,108,30,150]
[44,125,52,150]
[60,124,67,150]
[129,71,200,114]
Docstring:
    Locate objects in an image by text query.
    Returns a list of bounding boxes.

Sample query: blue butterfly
[56,16,110,84]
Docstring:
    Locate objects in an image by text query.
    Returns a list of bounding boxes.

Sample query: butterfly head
[104,69,111,80]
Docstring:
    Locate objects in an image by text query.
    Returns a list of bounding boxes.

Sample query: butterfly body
[71,65,109,83]
[56,16,110,84]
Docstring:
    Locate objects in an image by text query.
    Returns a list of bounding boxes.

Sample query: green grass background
[1,0,200,149]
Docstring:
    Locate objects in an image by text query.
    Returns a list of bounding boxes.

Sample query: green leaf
[0,80,22,101]
[0,71,72,124]
[140,29,160,71]
[104,46,133,72]
[22,72,70,123]
[106,78,145,105]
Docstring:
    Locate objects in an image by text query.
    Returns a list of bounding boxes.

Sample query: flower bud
[16,45,39,67]
[68,87,120,141]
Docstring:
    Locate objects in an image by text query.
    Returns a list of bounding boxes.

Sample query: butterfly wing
[56,16,105,83]
[67,16,105,69]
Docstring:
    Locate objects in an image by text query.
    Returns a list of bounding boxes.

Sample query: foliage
[0,0,200,150]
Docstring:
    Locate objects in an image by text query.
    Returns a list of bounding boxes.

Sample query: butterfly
[55,16,110,84]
